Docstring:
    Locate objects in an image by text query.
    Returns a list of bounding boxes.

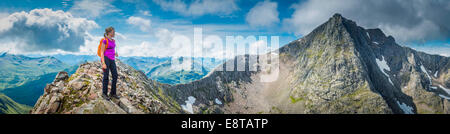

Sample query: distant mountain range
[0,52,69,89]
[122,57,223,85]
[2,66,77,106]
[0,93,31,114]
[0,53,223,114]
[0,52,77,114]
[25,54,225,85]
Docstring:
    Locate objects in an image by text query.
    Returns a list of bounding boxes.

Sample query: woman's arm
[114,39,118,57]
[101,41,106,66]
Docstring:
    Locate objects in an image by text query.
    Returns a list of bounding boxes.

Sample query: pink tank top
[103,38,115,60]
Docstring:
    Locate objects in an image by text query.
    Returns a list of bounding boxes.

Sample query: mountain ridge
[164,13,450,114]
[0,93,31,114]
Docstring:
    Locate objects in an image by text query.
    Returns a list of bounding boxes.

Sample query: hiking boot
[102,93,110,101]
[110,94,120,99]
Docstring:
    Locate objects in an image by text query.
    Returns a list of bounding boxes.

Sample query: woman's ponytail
[104,26,115,38]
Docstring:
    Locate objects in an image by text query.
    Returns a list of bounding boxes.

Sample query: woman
[101,27,119,100]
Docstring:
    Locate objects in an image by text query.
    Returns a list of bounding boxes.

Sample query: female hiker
[100,26,119,100]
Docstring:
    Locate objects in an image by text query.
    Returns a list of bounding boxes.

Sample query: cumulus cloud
[117,27,271,58]
[78,32,102,55]
[0,8,99,53]
[69,0,121,18]
[138,10,152,16]
[127,16,151,32]
[0,12,8,17]
[115,32,128,41]
[246,0,279,27]
[152,0,239,17]
[282,0,450,43]
[118,28,189,57]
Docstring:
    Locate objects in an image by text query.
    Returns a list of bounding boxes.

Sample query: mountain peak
[303,13,357,39]
[330,13,344,22]
[326,13,355,27]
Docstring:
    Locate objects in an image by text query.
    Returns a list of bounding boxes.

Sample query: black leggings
[102,56,117,95]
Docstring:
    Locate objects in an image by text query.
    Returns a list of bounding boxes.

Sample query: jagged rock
[47,101,60,113]
[116,98,143,114]
[44,83,52,93]
[54,72,68,82]
[68,78,84,90]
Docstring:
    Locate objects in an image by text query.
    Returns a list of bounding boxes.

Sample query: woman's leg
[110,60,118,96]
[102,56,110,95]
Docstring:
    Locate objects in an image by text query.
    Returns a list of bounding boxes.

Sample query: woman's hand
[102,64,107,69]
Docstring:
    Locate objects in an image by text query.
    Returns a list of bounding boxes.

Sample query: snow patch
[439,94,450,100]
[438,85,450,95]
[430,86,437,90]
[396,101,414,114]
[420,65,432,84]
[375,56,394,86]
[181,96,196,114]
[373,41,379,45]
[434,71,438,77]
[366,32,370,39]
[215,98,222,105]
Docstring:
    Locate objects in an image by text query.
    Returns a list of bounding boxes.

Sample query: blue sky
[0,0,449,57]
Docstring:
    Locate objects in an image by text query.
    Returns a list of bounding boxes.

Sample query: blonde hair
[104,26,115,38]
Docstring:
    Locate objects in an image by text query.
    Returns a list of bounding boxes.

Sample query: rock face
[32,14,450,114]
[164,14,450,114]
[31,60,181,114]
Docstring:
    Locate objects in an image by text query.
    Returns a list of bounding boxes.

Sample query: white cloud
[282,0,355,36]
[117,28,227,58]
[69,0,121,18]
[152,0,239,17]
[0,8,99,54]
[115,32,128,41]
[249,40,267,55]
[0,12,9,18]
[138,10,152,16]
[61,0,71,8]
[127,16,152,32]
[246,0,279,27]
[282,0,450,43]
[78,32,102,55]
[118,28,172,57]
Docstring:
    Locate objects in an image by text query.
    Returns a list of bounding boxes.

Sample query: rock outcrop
[31,60,181,114]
